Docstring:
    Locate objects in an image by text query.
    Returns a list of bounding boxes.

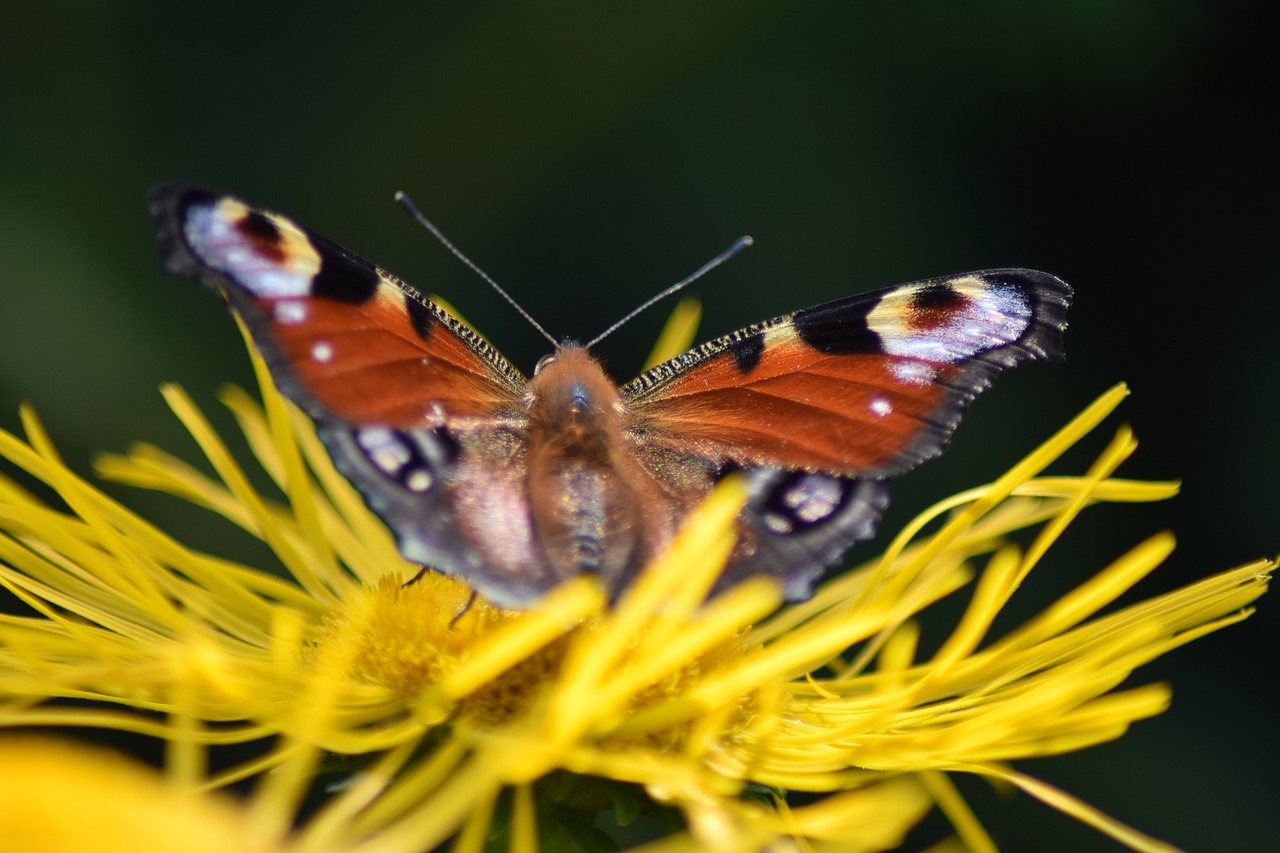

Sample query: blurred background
[1,2,1275,849]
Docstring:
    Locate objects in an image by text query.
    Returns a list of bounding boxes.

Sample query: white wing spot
[784,475,842,523]
[425,402,448,426]
[311,341,334,363]
[274,300,309,325]
[405,470,433,493]
[763,512,793,534]
[889,360,936,385]
[870,396,892,417]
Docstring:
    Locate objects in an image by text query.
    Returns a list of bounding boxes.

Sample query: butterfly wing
[150,184,527,425]
[149,184,575,604]
[622,270,1070,599]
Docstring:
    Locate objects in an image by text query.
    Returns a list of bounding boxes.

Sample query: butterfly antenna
[394,191,559,347]
[585,235,753,349]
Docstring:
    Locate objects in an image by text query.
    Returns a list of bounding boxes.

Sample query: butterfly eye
[534,354,558,375]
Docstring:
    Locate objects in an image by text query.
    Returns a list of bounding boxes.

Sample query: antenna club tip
[723,235,754,258]
[393,190,406,202]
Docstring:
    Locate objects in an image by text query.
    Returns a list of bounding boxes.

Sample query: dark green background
[2,2,1275,850]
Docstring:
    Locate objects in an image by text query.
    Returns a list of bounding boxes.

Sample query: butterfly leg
[402,565,479,625]
[403,565,433,587]
[450,589,478,628]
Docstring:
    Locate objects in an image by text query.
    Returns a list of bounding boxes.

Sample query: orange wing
[149,184,526,428]
[623,270,1070,478]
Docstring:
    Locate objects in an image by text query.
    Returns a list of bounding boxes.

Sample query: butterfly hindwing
[722,472,891,600]
[316,418,572,605]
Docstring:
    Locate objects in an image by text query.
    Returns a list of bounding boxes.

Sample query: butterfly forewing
[622,270,1070,477]
[149,184,527,428]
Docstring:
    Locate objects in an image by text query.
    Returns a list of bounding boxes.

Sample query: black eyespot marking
[235,211,287,262]
[909,282,961,308]
[906,283,968,330]
[793,299,882,355]
[311,248,381,304]
[731,333,765,374]
[239,210,281,242]
[428,426,462,469]
[405,294,434,339]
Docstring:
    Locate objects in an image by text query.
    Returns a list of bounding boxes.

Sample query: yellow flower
[0,737,290,853]
[0,311,1269,852]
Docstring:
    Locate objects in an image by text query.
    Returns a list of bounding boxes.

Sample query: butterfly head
[526,345,623,439]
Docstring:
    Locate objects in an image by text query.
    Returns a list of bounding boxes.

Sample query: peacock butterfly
[148,183,1070,609]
